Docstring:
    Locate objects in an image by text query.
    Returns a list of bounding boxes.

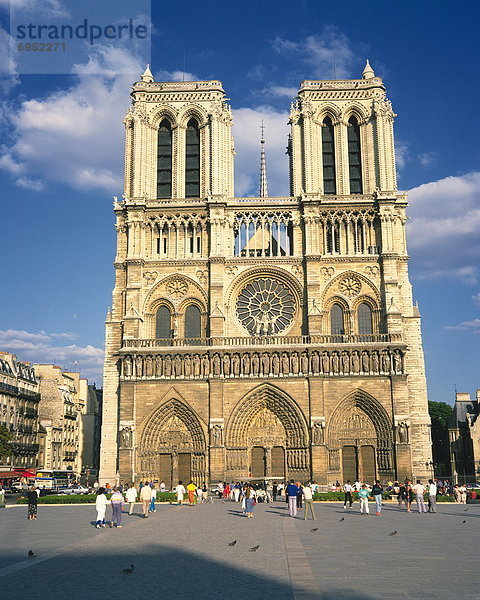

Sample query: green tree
[429,400,453,477]
[0,424,14,459]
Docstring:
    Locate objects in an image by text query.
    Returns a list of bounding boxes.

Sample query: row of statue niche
[122,349,404,379]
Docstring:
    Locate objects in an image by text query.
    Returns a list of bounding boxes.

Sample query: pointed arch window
[156,305,172,343]
[185,118,200,197]
[348,116,363,194]
[330,304,345,341]
[322,117,336,194]
[358,303,373,340]
[185,304,202,343]
[157,119,172,198]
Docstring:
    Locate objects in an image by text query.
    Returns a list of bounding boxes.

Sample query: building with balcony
[0,352,40,471]
[33,365,81,472]
[99,62,432,487]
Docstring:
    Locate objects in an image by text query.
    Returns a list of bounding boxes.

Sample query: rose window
[236,278,295,335]
[339,275,361,297]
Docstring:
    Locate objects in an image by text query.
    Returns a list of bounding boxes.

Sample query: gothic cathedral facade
[99,62,433,487]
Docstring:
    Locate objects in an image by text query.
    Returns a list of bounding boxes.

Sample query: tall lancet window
[330,304,345,341]
[185,118,200,197]
[156,306,172,344]
[157,119,172,198]
[348,116,363,194]
[322,117,336,194]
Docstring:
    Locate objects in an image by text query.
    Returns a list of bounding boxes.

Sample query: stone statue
[361,351,369,373]
[341,352,350,374]
[155,355,163,377]
[232,353,240,376]
[211,424,223,446]
[223,353,231,376]
[272,353,280,375]
[145,355,153,377]
[202,354,210,376]
[124,355,132,378]
[291,352,299,375]
[321,352,330,374]
[301,352,309,375]
[351,351,360,373]
[193,354,201,377]
[312,422,324,445]
[164,354,172,377]
[184,354,191,377]
[120,426,132,448]
[135,355,143,378]
[397,421,408,444]
[332,352,339,374]
[393,351,402,374]
[242,353,250,376]
[174,354,182,377]
[371,351,379,373]
[261,353,270,376]
[281,353,289,375]
[213,354,221,376]
[382,351,391,374]
[251,353,260,376]
[312,352,320,374]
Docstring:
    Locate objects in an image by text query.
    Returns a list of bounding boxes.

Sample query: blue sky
[0,0,478,405]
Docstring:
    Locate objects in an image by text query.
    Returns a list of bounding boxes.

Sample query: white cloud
[156,70,199,82]
[16,176,43,190]
[232,106,289,197]
[395,140,408,170]
[2,0,70,18]
[445,319,480,334]
[262,85,297,99]
[0,328,103,383]
[0,45,143,193]
[418,151,437,166]
[0,28,19,93]
[407,171,480,282]
[272,27,356,79]
[472,292,480,306]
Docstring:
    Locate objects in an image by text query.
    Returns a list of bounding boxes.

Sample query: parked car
[58,485,90,495]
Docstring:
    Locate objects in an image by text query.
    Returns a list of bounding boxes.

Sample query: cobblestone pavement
[0,500,478,600]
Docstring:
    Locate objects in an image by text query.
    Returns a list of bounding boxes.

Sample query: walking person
[95,487,111,528]
[413,480,427,513]
[125,483,137,515]
[159,480,166,493]
[428,479,437,513]
[187,481,197,506]
[175,480,186,505]
[343,480,353,509]
[372,480,383,516]
[272,482,278,502]
[26,486,38,521]
[358,484,370,515]
[286,480,299,517]
[245,485,256,518]
[404,481,414,513]
[110,487,124,527]
[296,482,303,509]
[140,481,152,518]
[458,484,467,504]
[302,483,316,520]
[201,482,208,503]
[149,483,157,513]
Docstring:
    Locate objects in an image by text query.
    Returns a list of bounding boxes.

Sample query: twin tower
[99,62,432,487]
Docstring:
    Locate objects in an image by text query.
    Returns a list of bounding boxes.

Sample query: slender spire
[362,59,375,80]
[259,120,269,198]
[140,64,154,83]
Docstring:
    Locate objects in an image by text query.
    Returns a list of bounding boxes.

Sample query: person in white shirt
[428,479,437,513]
[458,484,467,504]
[343,480,354,509]
[95,488,111,528]
[140,481,153,518]
[412,480,427,513]
[125,483,137,515]
[175,480,186,505]
[302,483,316,520]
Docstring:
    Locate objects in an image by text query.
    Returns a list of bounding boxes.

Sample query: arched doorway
[327,390,394,482]
[226,384,309,481]
[139,399,207,487]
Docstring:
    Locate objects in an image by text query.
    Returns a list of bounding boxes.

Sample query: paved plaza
[0,499,477,600]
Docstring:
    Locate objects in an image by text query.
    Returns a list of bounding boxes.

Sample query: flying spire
[259,120,269,198]
[362,59,375,80]
[140,64,154,83]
